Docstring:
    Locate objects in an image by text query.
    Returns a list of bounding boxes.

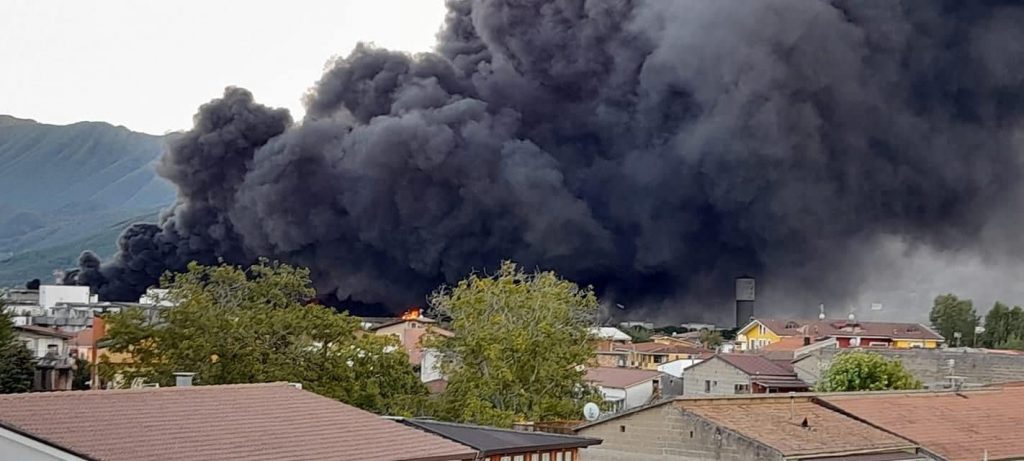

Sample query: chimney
[803,336,811,346]
[173,372,196,387]
[735,276,755,328]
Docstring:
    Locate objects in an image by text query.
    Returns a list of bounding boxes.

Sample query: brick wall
[682,358,750,395]
[577,403,781,461]
[796,347,1024,387]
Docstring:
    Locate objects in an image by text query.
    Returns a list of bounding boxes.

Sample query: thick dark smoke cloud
[74,0,1024,320]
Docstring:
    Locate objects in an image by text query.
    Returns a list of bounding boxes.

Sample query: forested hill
[0,115,175,287]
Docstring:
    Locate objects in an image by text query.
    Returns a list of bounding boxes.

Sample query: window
[758,325,766,335]
[514,456,525,461]
[531,455,540,461]
[542,454,551,461]
[564,451,573,461]
[501,457,511,461]
[734,384,751,394]
[704,380,711,392]
[555,453,563,461]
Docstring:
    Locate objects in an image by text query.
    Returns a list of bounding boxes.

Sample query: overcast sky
[0,0,446,134]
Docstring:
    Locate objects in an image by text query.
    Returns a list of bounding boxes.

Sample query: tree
[624,325,652,343]
[428,261,601,427]
[929,294,979,347]
[699,329,724,349]
[0,306,35,393]
[981,302,1024,350]
[100,260,425,414]
[816,350,922,392]
[72,357,91,390]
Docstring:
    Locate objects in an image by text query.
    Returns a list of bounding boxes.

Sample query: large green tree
[0,305,35,393]
[428,261,601,427]
[100,261,425,414]
[816,350,922,392]
[929,294,979,347]
[981,302,1024,350]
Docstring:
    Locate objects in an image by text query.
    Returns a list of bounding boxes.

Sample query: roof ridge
[0,382,292,400]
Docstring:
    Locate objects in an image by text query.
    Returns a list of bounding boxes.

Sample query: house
[758,336,837,361]
[575,394,923,461]
[0,382,479,461]
[399,418,601,461]
[655,358,703,379]
[13,325,78,391]
[366,308,454,381]
[817,385,1024,461]
[737,317,943,352]
[682,354,808,395]
[592,340,629,368]
[585,367,662,412]
[615,342,707,370]
[649,334,702,349]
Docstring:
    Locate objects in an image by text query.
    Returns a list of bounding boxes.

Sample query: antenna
[818,303,826,320]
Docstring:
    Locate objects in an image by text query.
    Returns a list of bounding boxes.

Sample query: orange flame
[400,307,422,320]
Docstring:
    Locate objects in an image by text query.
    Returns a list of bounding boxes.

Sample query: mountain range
[0,115,175,287]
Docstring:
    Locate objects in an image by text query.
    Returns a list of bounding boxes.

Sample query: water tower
[735,276,756,328]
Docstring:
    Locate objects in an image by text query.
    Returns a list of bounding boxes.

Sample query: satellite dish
[583,403,600,421]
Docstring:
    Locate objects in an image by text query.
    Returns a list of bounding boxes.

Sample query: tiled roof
[0,383,477,461]
[820,386,1024,461]
[754,319,943,341]
[400,419,600,455]
[614,342,706,355]
[677,398,917,457]
[585,367,661,389]
[716,354,798,376]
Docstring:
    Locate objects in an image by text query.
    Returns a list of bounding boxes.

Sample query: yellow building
[615,342,708,370]
[737,318,943,351]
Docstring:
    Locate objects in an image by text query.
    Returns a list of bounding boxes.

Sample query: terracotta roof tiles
[585,367,661,389]
[820,386,1024,461]
[0,383,477,461]
[677,398,917,457]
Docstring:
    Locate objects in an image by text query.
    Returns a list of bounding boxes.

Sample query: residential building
[757,336,837,361]
[0,382,478,461]
[683,354,808,395]
[592,340,628,368]
[399,418,601,461]
[655,358,702,379]
[616,342,707,370]
[737,318,943,352]
[12,325,77,391]
[366,308,454,382]
[585,367,662,412]
[649,334,702,349]
[576,394,923,461]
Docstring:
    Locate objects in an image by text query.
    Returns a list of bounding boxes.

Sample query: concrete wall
[624,381,655,410]
[683,358,750,395]
[796,347,1024,387]
[577,404,781,461]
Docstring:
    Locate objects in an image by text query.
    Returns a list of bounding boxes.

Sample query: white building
[656,358,704,378]
[590,327,632,342]
[585,367,662,412]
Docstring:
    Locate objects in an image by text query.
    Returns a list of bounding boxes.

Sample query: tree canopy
[929,294,979,347]
[427,261,601,427]
[981,302,1024,350]
[0,305,35,394]
[816,350,922,392]
[100,261,425,414]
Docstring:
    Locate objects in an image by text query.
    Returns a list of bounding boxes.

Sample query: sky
[0,0,447,134]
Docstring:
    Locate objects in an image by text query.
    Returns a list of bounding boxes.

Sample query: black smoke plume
[74,0,1024,319]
